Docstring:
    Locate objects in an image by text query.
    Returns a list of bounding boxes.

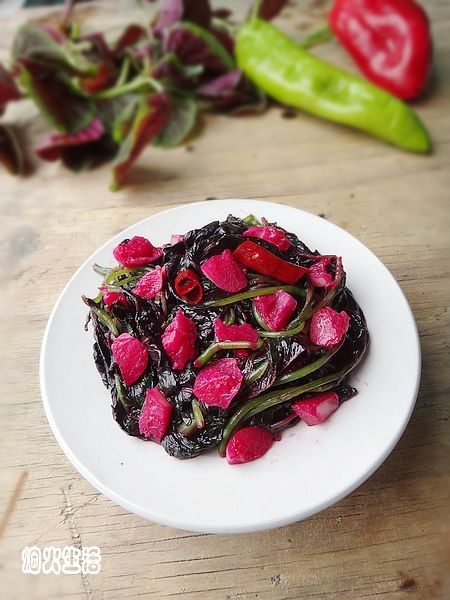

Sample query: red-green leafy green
[0,124,24,174]
[110,92,171,190]
[0,0,290,188]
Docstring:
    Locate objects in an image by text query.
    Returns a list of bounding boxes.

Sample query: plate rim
[40,199,421,533]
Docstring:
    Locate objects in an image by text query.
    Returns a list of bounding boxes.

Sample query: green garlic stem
[243,361,269,387]
[204,285,306,307]
[259,319,305,338]
[224,308,236,325]
[194,339,263,368]
[275,341,343,386]
[114,374,130,410]
[91,306,120,336]
[192,399,205,429]
[242,214,261,226]
[218,369,346,456]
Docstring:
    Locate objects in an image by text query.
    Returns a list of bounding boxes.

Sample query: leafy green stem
[204,285,306,307]
[194,339,263,368]
[275,341,344,386]
[218,369,346,456]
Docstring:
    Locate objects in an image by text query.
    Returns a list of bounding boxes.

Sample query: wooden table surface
[1,1,449,598]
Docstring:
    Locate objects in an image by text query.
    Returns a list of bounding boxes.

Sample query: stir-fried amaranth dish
[83,215,369,464]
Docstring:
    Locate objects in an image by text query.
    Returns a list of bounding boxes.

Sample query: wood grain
[0,1,449,599]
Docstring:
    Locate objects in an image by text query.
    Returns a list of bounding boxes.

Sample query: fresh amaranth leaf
[0,64,21,111]
[12,25,70,70]
[79,63,116,94]
[162,22,234,77]
[196,69,263,111]
[36,117,105,161]
[18,60,96,134]
[114,25,148,53]
[153,94,197,148]
[110,91,171,190]
[0,124,24,174]
[154,0,212,35]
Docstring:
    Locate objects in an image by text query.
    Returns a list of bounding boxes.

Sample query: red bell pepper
[174,269,203,304]
[233,240,308,285]
[329,0,432,100]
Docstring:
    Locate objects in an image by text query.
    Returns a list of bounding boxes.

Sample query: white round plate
[40,200,420,533]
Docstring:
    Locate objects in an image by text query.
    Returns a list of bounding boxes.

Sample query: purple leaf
[197,69,242,97]
[0,124,24,175]
[154,0,212,34]
[198,70,267,112]
[183,0,212,29]
[156,22,234,86]
[114,25,148,53]
[36,117,105,161]
[79,63,116,94]
[257,0,289,20]
[154,0,183,34]
[0,64,21,111]
[79,32,114,64]
[110,92,171,190]
[12,25,69,69]
[18,59,96,134]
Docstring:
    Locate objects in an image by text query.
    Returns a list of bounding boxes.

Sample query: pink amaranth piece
[100,286,128,307]
[132,266,166,300]
[308,257,337,289]
[292,392,339,425]
[243,226,291,252]
[309,306,350,347]
[162,308,197,370]
[253,290,297,331]
[193,358,243,408]
[201,249,247,292]
[111,333,148,386]
[113,236,163,267]
[138,387,173,442]
[226,426,273,464]
[213,317,259,344]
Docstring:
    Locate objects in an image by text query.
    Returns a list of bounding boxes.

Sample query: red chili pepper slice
[174,269,204,304]
[233,241,308,285]
[328,0,432,100]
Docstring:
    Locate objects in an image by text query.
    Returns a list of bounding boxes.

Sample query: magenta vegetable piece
[111,333,148,386]
[113,236,163,268]
[162,308,197,370]
[309,257,337,289]
[138,387,173,442]
[193,357,243,408]
[100,286,128,307]
[253,290,297,331]
[214,317,259,344]
[133,266,166,300]
[309,307,350,347]
[292,392,339,426]
[226,426,273,465]
[243,225,291,252]
[201,249,247,293]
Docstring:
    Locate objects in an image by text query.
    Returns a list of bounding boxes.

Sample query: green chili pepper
[235,18,430,153]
